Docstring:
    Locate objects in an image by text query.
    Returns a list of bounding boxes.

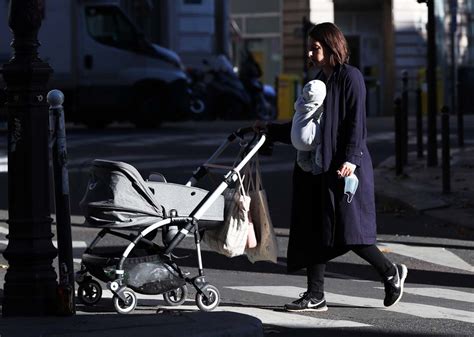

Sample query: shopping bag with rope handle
[245,154,278,263]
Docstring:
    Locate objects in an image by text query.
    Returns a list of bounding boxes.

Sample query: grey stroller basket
[76,127,267,314]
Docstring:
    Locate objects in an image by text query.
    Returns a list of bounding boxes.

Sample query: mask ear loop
[346,192,354,203]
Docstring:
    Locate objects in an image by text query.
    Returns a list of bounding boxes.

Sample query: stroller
[75,128,267,314]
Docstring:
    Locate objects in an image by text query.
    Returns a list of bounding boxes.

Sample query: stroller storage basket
[82,249,185,295]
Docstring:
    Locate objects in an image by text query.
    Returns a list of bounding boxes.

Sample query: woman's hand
[337,162,356,178]
[253,120,269,132]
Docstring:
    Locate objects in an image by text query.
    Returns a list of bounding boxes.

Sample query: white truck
[0,0,189,128]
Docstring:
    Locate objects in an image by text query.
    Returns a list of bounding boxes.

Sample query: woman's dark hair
[308,22,350,66]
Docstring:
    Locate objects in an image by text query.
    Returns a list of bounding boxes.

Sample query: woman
[260,22,407,312]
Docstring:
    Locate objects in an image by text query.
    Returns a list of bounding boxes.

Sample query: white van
[0,0,189,128]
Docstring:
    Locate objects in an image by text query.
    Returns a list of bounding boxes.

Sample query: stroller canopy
[80,160,164,228]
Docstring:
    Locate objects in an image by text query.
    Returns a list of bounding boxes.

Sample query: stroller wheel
[77,280,102,306]
[195,285,220,312]
[113,288,137,314]
[163,285,188,306]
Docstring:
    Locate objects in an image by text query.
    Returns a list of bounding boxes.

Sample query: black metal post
[302,16,312,85]
[426,0,438,166]
[450,0,463,148]
[48,90,75,315]
[456,76,464,148]
[1,0,58,316]
[394,97,403,175]
[441,106,451,194]
[401,70,409,165]
[416,87,424,158]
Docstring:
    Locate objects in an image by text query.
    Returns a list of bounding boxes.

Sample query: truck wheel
[133,87,165,129]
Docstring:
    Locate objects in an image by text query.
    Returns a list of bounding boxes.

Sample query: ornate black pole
[1,0,58,316]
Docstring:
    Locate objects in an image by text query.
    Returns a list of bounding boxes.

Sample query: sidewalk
[374,146,474,234]
[0,311,263,337]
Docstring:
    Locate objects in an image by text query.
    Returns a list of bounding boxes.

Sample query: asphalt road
[0,117,473,336]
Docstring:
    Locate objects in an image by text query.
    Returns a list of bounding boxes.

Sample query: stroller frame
[77,128,267,313]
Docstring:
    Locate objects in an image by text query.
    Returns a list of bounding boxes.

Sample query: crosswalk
[97,283,474,326]
[97,284,474,326]
[227,286,474,324]
[0,223,472,330]
[1,128,473,332]
[0,130,415,173]
[1,130,474,173]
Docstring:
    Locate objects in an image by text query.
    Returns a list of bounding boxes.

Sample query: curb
[0,311,264,337]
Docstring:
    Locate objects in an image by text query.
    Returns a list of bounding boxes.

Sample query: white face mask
[344,174,359,203]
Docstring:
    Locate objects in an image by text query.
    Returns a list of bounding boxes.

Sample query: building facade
[230,0,473,116]
[121,0,229,68]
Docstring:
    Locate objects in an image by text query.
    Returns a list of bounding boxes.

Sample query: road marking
[0,240,87,248]
[0,153,6,173]
[378,242,474,272]
[374,287,474,304]
[99,290,370,328]
[214,306,370,328]
[227,286,474,324]
[0,226,8,235]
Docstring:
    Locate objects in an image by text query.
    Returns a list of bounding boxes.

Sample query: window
[85,6,139,51]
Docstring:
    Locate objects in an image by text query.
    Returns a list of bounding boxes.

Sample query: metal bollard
[416,87,424,158]
[401,70,409,165]
[47,89,76,315]
[394,97,403,176]
[441,106,451,194]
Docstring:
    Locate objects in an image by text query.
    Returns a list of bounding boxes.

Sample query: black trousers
[307,244,395,299]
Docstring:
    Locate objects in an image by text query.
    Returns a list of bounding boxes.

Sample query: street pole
[401,70,409,165]
[426,0,438,166]
[441,106,451,194]
[302,16,312,85]
[450,0,463,148]
[1,0,58,316]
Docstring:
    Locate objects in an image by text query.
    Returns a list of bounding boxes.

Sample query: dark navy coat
[268,64,377,272]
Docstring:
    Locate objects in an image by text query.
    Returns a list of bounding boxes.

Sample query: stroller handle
[234,126,256,138]
[186,126,267,187]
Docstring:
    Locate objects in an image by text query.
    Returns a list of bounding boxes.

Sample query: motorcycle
[186,55,252,120]
[238,48,276,121]
[186,67,207,118]
[186,53,276,121]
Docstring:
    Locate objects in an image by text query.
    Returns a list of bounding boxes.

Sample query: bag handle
[235,170,248,198]
[254,154,263,191]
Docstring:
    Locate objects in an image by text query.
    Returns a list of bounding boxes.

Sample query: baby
[291,79,326,173]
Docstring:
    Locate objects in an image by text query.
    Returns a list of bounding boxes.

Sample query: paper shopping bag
[245,157,278,263]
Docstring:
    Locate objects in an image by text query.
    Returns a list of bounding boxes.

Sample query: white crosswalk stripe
[0,240,87,248]
[227,286,474,324]
[0,130,400,173]
[374,287,474,303]
[98,290,370,328]
[378,242,474,272]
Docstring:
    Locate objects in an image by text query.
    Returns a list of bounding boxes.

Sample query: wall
[230,0,282,85]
